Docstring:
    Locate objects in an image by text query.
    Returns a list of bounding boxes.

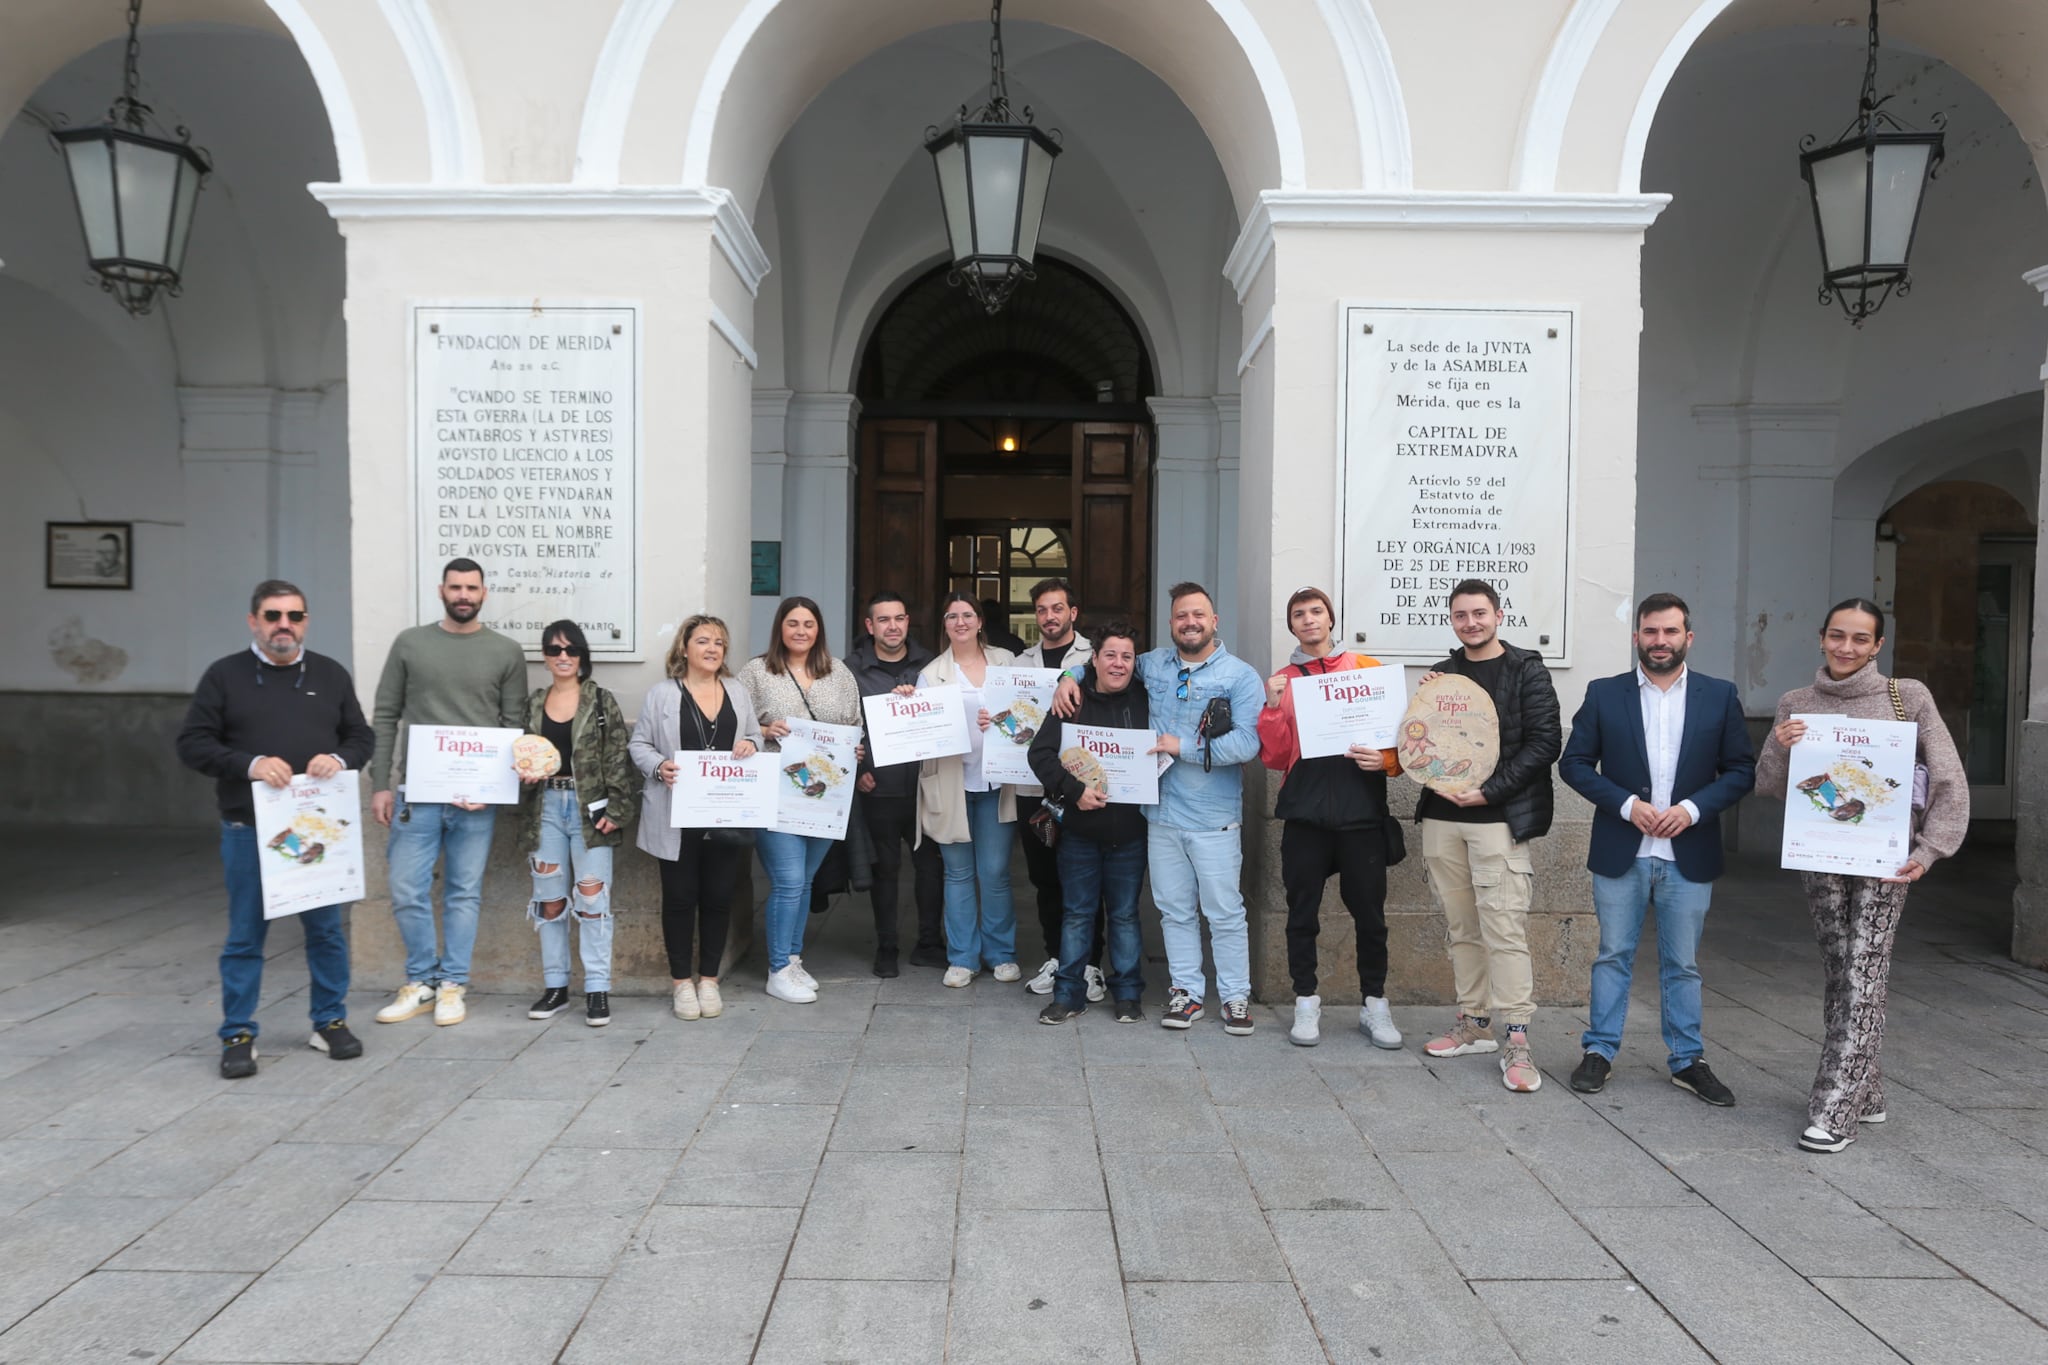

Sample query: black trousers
[1016,794,1104,967]
[658,832,744,979]
[1281,821,1389,998]
[863,794,943,954]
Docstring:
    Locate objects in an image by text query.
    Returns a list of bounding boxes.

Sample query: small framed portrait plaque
[47,522,133,590]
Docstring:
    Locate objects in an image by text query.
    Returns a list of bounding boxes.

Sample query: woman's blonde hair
[667,614,732,679]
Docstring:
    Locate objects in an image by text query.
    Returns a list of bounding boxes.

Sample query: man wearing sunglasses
[178,580,375,1077]
[367,558,529,1027]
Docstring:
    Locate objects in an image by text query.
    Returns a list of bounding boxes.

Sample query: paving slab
[0,1193,189,1330]
[564,1205,799,1363]
[1270,1209,1519,1364]
[858,1004,972,1067]
[1102,1152,1287,1282]
[1474,1280,1714,1365]
[359,1097,579,1202]
[0,1137,128,1216]
[753,1280,951,1365]
[556,1061,729,1148]
[1671,1151,1953,1278]
[1813,1276,2048,1365]
[1087,1064,1229,1152]
[446,1145,673,1276]
[659,1101,835,1207]
[0,1269,250,1364]
[949,1208,1135,1365]
[110,1140,402,1271]
[1218,1103,1402,1210]
[1875,1207,2048,1322]
[65,1092,321,1199]
[362,1273,600,1365]
[829,1063,968,1152]
[285,1056,503,1146]
[784,1151,960,1281]
[960,1102,1105,1211]
[1125,1281,1325,1364]
[1379,1149,1624,1280]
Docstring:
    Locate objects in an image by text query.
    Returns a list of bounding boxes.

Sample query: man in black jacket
[1417,579,1563,1094]
[176,580,375,1079]
[1026,621,1150,1024]
[848,591,944,974]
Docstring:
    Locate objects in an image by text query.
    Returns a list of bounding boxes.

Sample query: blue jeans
[1054,834,1145,1006]
[528,788,614,992]
[219,821,349,1040]
[756,828,830,973]
[1149,823,1249,1002]
[387,801,498,987]
[1583,857,1714,1072]
[941,789,1016,969]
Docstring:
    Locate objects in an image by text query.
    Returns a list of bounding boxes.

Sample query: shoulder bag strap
[1887,677,1908,723]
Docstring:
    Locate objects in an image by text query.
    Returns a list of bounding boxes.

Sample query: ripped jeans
[529,788,614,992]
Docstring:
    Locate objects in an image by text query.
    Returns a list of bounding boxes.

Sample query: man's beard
[263,632,299,659]
[1637,641,1687,675]
[444,599,480,622]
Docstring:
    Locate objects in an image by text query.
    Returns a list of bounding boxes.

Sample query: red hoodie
[1257,650,1404,777]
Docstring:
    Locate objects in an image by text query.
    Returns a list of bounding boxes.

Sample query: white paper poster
[670,750,777,828]
[980,667,1059,785]
[1289,664,1408,757]
[773,718,861,839]
[252,772,367,919]
[412,302,641,657]
[1058,724,1161,805]
[1780,715,1918,880]
[862,684,971,767]
[402,726,522,805]
[1336,304,1575,664]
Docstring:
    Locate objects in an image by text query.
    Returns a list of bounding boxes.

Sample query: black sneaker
[220,1032,258,1079]
[1114,998,1144,1024]
[1220,998,1254,1036]
[1038,1000,1085,1025]
[1161,989,1204,1030]
[309,1020,363,1060]
[873,949,900,979]
[1672,1061,1735,1107]
[585,991,611,1027]
[528,986,571,1020]
[1569,1052,1611,1093]
[908,943,948,969]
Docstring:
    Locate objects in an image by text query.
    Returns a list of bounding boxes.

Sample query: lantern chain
[1855,0,1879,134]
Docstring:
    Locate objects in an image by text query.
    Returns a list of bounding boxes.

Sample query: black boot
[528,986,571,1020]
[873,947,900,978]
[585,991,611,1027]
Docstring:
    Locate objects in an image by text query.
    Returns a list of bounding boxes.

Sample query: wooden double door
[855,418,1152,648]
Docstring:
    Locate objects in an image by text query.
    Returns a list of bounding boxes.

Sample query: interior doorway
[853,259,1155,650]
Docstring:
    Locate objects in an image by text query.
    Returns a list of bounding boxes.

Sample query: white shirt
[957,680,992,792]
[1618,664,1699,861]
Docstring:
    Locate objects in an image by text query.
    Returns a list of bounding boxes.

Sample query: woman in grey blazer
[631,614,763,1021]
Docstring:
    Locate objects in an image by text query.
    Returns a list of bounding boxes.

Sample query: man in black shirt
[1416,579,1562,1093]
[1015,578,1105,999]
[177,580,375,1078]
[847,591,944,974]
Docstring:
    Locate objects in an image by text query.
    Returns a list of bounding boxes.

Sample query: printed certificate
[670,751,777,828]
[1290,664,1407,757]
[1781,715,1917,880]
[980,667,1060,785]
[1058,724,1161,805]
[402,725,522,805]
[773,718,861,840]
[862,684,971,767]
[252,771,367,919]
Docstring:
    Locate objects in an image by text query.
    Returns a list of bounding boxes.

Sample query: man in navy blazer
[1559,593,1755,1105]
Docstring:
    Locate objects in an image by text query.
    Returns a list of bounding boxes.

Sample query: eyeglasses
[260,609,307,624]
[542,643,584,658]
[1176,666,1193,700]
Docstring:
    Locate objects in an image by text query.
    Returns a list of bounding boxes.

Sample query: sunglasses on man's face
[261,610,307,624]
[542,643,584,658]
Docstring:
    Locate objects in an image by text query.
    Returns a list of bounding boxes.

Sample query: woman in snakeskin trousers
[1755,599,1969,1154]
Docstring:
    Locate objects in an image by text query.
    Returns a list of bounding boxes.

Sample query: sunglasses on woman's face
[260,609,307,624]
[542,643,584,658]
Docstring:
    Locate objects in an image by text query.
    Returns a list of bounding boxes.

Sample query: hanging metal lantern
[1797,0,1944,325]
[52,0,211,317]
[924,0,1061,315]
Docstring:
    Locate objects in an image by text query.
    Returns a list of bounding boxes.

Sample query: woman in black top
[629,614,763,1021]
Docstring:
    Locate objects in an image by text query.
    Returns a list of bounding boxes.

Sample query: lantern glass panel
[1868,140,1933,267]
[931,135,973,263]
[967,130,1026,259]
[61,135,119,262]
[115,137,185,274]
[1015,135,1054,264]
[166,154,201,274]
[1808,143,1868,277]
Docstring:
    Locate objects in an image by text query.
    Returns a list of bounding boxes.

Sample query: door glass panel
[1966,562,2012,784]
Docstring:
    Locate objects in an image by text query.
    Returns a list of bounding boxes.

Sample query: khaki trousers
[1421,819,1536,1025]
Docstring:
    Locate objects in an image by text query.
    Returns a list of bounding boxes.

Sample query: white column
[2013,264,2048,967]
[178,387,283,681]
[749,387,792,654]
[1214,395,1242,636]
[784,392,859,642]
[1146,396,1221,638]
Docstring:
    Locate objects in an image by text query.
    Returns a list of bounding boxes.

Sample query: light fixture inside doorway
[924,0,1061,316]
[52,0,211,317]
[1797,0,1943,326]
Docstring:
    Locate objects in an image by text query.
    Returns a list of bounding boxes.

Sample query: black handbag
[1381,817,1407,867]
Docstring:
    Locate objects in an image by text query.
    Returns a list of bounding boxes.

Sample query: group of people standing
[176,561,1967,1154]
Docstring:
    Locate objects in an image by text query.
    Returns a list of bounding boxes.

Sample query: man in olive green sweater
[369,559,529,1026]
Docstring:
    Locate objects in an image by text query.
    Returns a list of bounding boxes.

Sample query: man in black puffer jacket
[1416,579,1562,1095]
[847,592,943,974]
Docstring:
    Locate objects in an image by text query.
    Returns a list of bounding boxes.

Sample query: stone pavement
[0,829,2044,1364]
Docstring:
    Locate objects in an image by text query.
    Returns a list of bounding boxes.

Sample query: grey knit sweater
[736,654,862,751]
[1755,663,1970,872]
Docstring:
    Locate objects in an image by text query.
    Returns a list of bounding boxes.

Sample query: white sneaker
[788,957,819,990]
[432,982,466,1026]
[766,966,817,1003]
[942,966,974,988]
[1290,995,1322,1047]
[1359,996,1403,1049]
[697,980,723,1018]
[1799,1124,1853,1153]
[375,981,436,1024]
[1025,958,1059,994]
[1084,965,1107,1003]
[1862,1110,1886,1124]
[991,962,1022,983]
[672,980,701,1021]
